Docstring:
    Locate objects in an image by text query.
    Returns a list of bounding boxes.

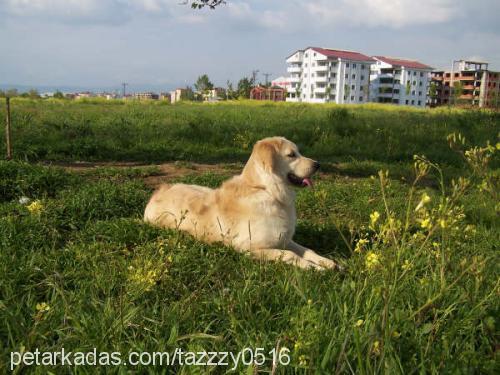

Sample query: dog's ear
[253,139,278,173]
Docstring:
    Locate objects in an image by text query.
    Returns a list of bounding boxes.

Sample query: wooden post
[5,97,12,160]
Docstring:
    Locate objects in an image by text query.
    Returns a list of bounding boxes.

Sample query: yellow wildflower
[298,354,308,366]
[439,219,447,228]
[370,211,380,226]
[415,193,431,211]
[401,260,412,271]
[392,331,401,339]
[354,238,369,253]
[27,200,44,214]
[420,218,431,229]
[35,302,50,312]
[365,251,380,269]
[307,299,313,305]
[372,340,380,356]
[354,319,364,327]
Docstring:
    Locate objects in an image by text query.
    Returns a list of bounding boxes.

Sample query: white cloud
[303,0,457,28]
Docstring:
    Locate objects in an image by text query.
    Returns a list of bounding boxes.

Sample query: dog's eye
[287,151,296,158]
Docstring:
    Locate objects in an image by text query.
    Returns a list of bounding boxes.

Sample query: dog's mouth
[287,173,313,188]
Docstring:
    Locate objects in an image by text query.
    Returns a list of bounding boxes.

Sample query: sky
[0,0,499,92]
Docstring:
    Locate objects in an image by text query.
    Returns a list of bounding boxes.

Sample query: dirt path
[46,160,243,188]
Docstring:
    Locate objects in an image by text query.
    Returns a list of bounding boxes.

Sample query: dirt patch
[47,161,243,188]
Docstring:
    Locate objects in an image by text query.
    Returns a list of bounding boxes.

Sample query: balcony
[289,76,301,83]
[288,66,302,73]
[315,75,328,82]
[459,75,475,81]
[315,87,327,93]
[313,65,328,72]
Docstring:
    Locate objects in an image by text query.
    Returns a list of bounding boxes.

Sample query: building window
[353,63,357,68]
[312,73,315,77]
[345,74,348,79]
[412,81,416,85]
[351,95,354,100]
[359,96,363,101]
[411,100,415,104]
[413,71,416,76]
[344,95,347,100]
[405,100,409,104]
[332,73,337,78]
[420,72,423,77]
[305,63,308,67]
[312,62,316,66]
[332,94,336,100]
[418,91,422,96]
[419,81,422,86]
[412,90,415,95]
[418,100,421,105]
[361,64,365,69]
[332,84,336,89]
[346,63,350,67]
[305,53,308,58]
[361,75,365,80]
[313,52,316,57]
[352,74,356,79]
[351,85,355,90]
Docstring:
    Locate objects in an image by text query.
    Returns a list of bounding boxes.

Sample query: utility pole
[262,73,272,87]
[251,70,259,85]
[122,82,128,98]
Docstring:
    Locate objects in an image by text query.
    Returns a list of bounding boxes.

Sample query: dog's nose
[313,161,320,171]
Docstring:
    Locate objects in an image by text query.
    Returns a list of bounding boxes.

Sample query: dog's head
[243,137,319,188]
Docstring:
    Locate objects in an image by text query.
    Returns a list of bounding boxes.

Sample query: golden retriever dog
[144,137,339,270]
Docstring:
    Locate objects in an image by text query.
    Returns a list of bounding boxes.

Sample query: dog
[144,136,339,270]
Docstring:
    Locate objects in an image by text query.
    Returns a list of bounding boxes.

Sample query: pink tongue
[302,178,313,188]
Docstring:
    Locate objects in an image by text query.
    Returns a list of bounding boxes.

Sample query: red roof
[373,56,432,69]
[311,47,374,62]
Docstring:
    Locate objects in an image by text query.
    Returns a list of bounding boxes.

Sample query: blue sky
[1,0,499,92]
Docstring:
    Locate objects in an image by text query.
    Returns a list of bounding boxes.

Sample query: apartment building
[430,60,500,107]
[285,47,374,104]
[370,56,432,108]
[134,92,159,100]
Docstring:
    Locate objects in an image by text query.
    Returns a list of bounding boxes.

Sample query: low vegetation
[0,100,498,373]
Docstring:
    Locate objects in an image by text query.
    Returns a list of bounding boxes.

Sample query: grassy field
[0,100,499,373]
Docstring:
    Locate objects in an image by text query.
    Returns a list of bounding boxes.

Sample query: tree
[53,91,65,99]
[0,90,5,98]
[295,80,302,102]
[180,86,196,101]
[237,77,253,99]
[452,81,464,105]
[6,88,18,98]
[325,84,332,102]
[225,80,236,100]
[188,0,225,9]
[194,74,214,94]
[428,82,437,102]
[344,84,350,102]
[28,89,40,99]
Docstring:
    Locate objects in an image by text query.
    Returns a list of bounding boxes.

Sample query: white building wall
[370,59,431,108]
[285,48,372,104]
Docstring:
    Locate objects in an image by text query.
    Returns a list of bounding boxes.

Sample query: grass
[1,99,499,169]
[0,100,499,373]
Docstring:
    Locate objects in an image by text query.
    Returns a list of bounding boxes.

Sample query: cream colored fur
[144,137,339,270]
